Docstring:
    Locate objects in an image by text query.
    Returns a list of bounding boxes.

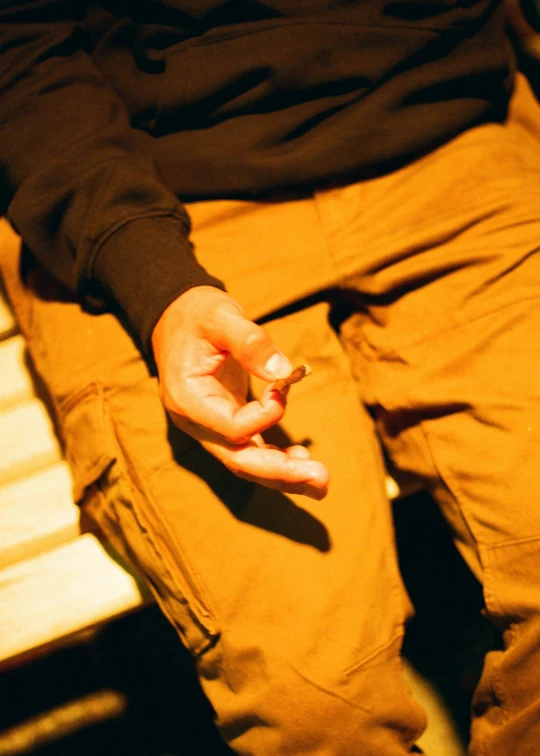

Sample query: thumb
[207,305,293,381]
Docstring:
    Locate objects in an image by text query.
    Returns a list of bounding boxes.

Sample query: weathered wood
[0,533,149,666]
[0,287,16,341]
[0,400,62,487]
[0,335,34,411]
[0,689,128,755]
[0,462,79,570]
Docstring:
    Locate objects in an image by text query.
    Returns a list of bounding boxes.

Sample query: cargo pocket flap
[60,382,116,505]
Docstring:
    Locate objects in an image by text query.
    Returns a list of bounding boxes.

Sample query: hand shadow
[166,417,331,553]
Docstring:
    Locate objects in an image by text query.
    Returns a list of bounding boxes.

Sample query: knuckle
[160,388,191,424]
[208,299,243,332]
[236,327,266,358]
[223,426,251,445]
[215,298,243,318]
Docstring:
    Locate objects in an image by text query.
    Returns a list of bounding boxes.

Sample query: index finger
[170,384,287,444]
[202,438,330,500]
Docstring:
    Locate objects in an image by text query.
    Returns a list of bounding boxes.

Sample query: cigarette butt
[272,364,311,392]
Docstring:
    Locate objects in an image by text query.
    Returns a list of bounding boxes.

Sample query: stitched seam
[484,533,540,552]
[118,447,219,633]
[101,389,220,642]
[289,631,405,716]
[191,19,455,50]
[111,457,220,649]
[362,294,540,362]
[289,665,373,715]
[95,465,200,640]
[417,419,488,559]
[342,629,405,679]
[415,420,512,756]
[416,420,521,624]
[493,623,517,722]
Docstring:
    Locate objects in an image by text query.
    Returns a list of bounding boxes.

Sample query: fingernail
[304,484,328,501]
[264,352,292,379]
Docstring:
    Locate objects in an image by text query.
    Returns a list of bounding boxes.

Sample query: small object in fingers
[272,364,311,392]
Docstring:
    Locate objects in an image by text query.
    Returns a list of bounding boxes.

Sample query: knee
[205,643,426,755]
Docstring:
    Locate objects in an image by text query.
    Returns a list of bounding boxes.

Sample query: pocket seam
[61,380,220,652]
[60,381,117,504]
[101,393,221,644]
[112,458,220,641]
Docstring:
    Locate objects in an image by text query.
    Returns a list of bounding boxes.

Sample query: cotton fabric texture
[1,74,540,755]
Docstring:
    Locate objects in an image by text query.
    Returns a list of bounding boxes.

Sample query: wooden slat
[0,288,16,341]
[0,534,149,665]
[385,475,401,500]
[385,471,423,501]
[0,334,34,411]
[0,462,79,571]
[0,690,127,755]
[0,399,62,487]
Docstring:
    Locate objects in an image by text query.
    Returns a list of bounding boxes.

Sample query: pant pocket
[60,382,117,504]
[481,535,540,622]
[60,381,220,657]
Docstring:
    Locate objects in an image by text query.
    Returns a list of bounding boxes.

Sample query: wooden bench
[0,280,465,755]
[0,288,150,670]
[0,276,416,672]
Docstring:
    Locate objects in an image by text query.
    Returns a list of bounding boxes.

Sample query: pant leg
[335,74,540,756]
[0,218,425,755]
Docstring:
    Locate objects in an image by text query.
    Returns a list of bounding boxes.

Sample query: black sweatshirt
[0,1,514,352]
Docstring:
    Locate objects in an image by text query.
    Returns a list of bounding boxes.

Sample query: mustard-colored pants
[2,74,540,755]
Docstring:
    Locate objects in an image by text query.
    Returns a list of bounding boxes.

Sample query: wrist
[151,285,233,356]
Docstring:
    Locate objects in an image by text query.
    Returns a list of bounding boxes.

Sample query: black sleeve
[0,0,224,353]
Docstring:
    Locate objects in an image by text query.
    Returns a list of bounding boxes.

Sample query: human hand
[151,286,330,499]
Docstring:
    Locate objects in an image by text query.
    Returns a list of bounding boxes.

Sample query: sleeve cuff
[89,214,226,355]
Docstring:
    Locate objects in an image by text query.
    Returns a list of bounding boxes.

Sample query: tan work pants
[2,73,540,756]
